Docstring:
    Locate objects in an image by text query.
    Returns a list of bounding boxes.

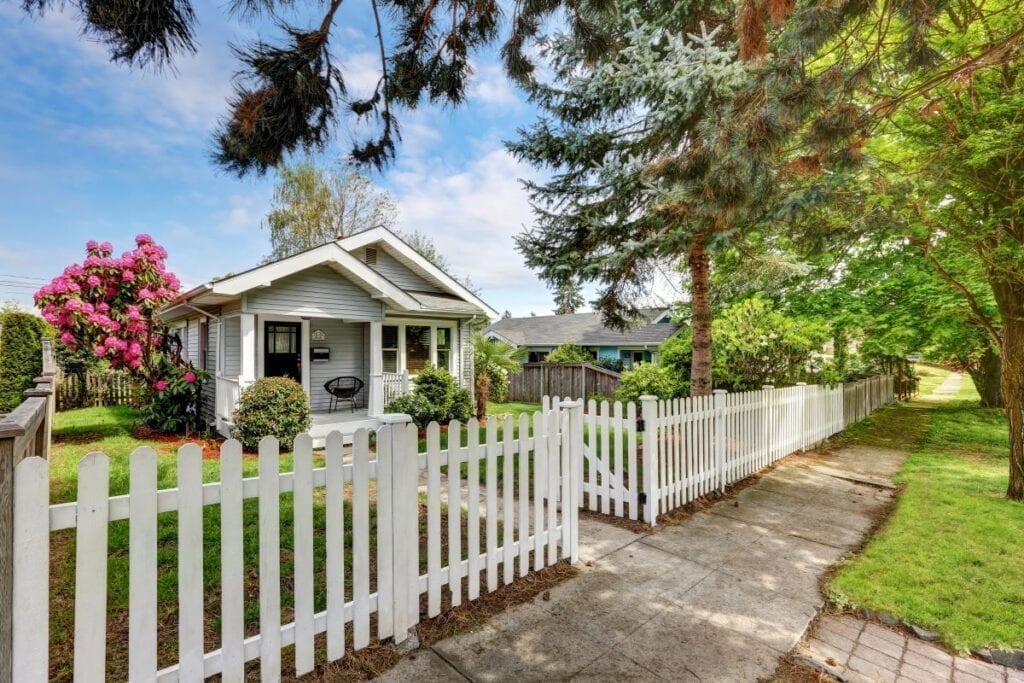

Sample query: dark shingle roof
[486,310,681,347]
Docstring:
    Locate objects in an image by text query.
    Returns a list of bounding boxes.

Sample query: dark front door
[265,322,302,381]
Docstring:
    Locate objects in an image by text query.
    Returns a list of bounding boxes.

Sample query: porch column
[369,320,385,416]
[240,313,257,383]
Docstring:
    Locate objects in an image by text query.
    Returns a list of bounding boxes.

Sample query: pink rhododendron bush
[35,235,208,435]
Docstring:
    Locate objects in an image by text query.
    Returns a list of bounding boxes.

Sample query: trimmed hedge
[0,310,49,412]
[233,376,311,451]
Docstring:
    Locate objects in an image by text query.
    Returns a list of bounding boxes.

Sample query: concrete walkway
[379,437,910,680]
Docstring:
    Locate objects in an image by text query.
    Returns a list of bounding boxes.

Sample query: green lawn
[914,363,949,396]
[828,374,1024,652]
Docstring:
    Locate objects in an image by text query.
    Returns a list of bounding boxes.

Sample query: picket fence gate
[556,376,895,527]
[11,406,583,682]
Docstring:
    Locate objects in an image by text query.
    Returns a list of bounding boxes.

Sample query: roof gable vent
[364,246,378,266]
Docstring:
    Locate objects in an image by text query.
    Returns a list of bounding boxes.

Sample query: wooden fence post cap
[762,385,775,390]
[557,399,583,409]
[638,395,658,402]
[712,389,728,395]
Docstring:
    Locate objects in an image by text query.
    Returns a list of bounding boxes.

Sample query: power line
[0,273,49,283]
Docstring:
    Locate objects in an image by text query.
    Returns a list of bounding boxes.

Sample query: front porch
[308,409,380,447]
[211,313,462,441]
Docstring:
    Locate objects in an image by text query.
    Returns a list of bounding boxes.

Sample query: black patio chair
[324,376,365,413]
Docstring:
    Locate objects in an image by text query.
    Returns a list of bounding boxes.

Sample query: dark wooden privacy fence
[56,370,140,411]
[508,363,622,403]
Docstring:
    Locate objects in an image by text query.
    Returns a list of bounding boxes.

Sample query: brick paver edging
[797,615,1024,683]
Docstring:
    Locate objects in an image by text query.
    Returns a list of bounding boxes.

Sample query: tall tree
[20,0,614,173]
[553,278,584,314]
[264,159,397,261]
[509,5,827,395]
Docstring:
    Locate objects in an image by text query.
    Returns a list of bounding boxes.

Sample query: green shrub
[141,357,209,436]
[386,365,474,428]
[233,376,311,451]
[487,366,509,403]
[0,309,49,412]
[614,363,685,404]
[546,343,592,364]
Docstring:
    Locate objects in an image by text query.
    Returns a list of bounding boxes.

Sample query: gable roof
[486,309,681,348]
[164,228,498,319]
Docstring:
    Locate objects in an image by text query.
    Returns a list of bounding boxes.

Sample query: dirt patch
[131,424,228,459]
[53,430,105,445]
[764,655,839,682]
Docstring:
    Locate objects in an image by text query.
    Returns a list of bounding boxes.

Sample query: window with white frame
[383,321,456,375]
[382,325,399,373]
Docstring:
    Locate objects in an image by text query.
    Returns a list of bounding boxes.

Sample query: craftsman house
[160,228,497,444]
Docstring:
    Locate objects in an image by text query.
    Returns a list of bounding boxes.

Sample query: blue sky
[0,2,569,317]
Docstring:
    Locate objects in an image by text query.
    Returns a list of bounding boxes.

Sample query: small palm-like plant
[473,334,526,419]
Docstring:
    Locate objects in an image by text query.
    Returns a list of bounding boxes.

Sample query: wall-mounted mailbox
[311,347,330,363]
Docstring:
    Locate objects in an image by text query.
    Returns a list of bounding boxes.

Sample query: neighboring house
[485,309,682,368]
[160,227,497,444]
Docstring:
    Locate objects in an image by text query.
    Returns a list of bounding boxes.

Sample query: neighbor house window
[436,328,452,371]
[382,325,399,373]
[528,350,548,363]
[406,325,431,373]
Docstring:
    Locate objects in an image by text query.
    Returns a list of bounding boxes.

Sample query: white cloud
[390,145,557,314]
[470,63,523,108]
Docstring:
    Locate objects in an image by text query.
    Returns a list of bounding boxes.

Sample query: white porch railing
[215,376,243,426]
[382,371,410,407]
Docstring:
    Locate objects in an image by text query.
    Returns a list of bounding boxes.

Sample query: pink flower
[183,371,197,384]
[86,240,99,251]
[135,234,153,246]
[138,287,154,301]
[99,241,113,254]
[86,275,101,287]
[129,358,142,370]
[121,270,135,282]
[154,379,168,392]
[60,332,75,345]
[94,345,107,358]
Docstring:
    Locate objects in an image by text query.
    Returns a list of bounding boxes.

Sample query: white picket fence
[558,376,895,527]
[11,408,581,681]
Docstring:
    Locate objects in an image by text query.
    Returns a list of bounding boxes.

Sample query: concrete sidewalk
[379,437,908,682]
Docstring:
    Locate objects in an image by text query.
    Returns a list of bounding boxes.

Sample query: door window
[382,325,399,373]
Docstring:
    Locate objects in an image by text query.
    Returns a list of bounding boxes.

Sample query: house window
[406,325,431,373]
[436,327,452,371]
[199,319,209,370]
[382,325,399,373]
[528,350,548,363]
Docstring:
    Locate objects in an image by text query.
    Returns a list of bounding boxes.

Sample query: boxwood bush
[233,376,311,451]
[387,365,474,428]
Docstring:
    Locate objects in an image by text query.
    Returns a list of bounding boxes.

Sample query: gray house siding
[222,316,241,377]
[246,265,384,320]
[309,320,367,411]
[200,320,218,425]
[366,248,442,293]
[460,319,474,389]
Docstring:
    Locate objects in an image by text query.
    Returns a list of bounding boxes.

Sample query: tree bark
[992,279,1024,501]
[688,235,713,396]
[967,343,1004,409]
[475,372,490,420]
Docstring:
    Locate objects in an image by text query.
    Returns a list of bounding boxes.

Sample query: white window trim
[382,318,457,376]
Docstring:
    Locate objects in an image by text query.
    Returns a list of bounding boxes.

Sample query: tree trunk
[992,279,1024,501]
[475,372,490,420]
[968,344,1004,409]
[688,235,713,396]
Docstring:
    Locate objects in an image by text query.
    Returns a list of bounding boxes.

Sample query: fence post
[640,395,659,527]
[762,385,774,463]
[376,413,419,645]
[795,383,807,451]
[713,390,727,492]
[559,399,584,564]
